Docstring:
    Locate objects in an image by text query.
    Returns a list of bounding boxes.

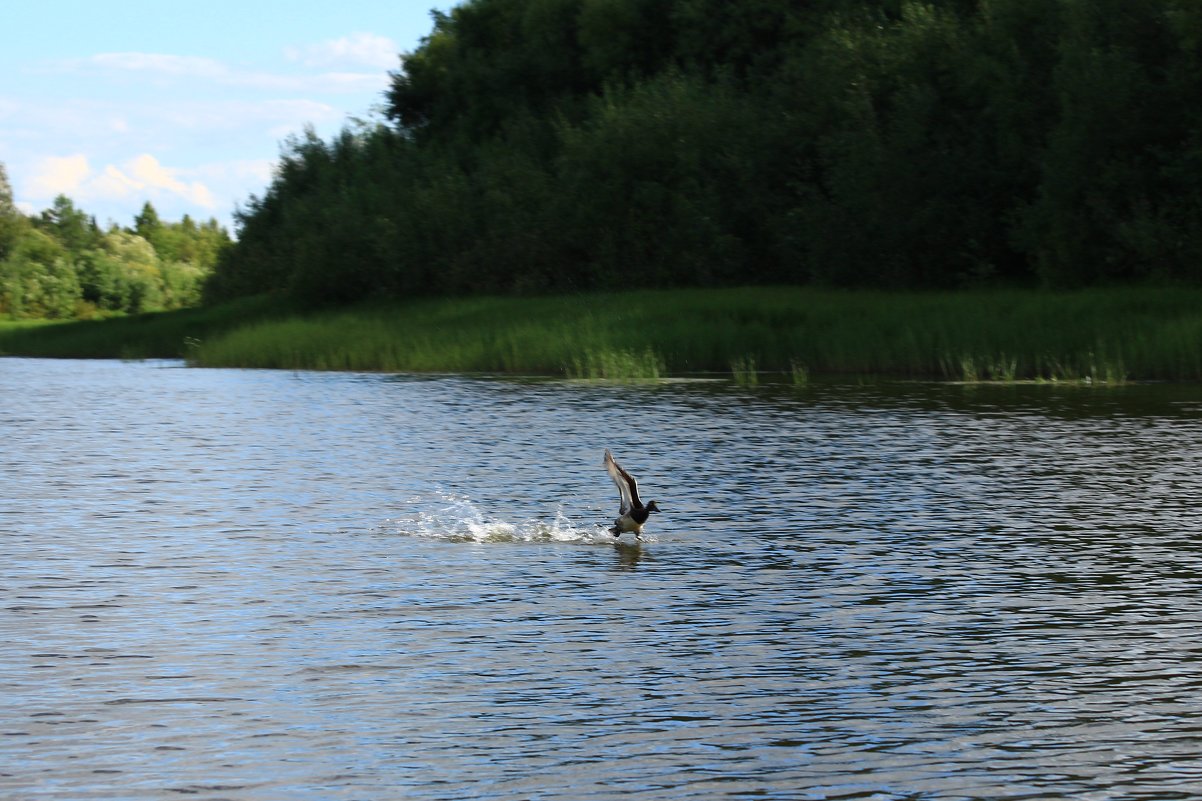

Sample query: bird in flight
[604,449,661,539]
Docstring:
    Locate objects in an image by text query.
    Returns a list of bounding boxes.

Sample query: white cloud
[28,154,91,197]
[125,154,216,207]
[192,159,276,184]
[72,51,390,94]
[5,96,343,156]
[309,71,392,92]
[26,153,217,209]
[11,37,400,229]
[158,99,346,143]
[90,164,143,199]
[287,33,399,70]
[91,52,228,80]
[193,184,217,208]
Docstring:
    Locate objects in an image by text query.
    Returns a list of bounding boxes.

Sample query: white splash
[388,496,620,544]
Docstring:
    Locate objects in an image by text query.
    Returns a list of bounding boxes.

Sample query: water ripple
[3,359,1202,799]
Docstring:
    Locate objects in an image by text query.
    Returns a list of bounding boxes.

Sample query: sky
[1,0,456,233]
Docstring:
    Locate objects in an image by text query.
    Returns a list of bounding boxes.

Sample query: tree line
[207,0,1202,304]
[0,164,231,319]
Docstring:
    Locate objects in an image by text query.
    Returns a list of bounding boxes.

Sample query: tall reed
[6,286,1202,382]
[730,355,759,386]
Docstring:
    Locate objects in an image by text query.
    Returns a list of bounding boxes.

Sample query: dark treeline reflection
[208,0,1202,304]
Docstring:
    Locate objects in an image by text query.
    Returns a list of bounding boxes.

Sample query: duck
[604,449,661,539]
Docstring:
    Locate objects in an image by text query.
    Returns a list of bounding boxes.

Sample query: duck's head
[645,500,662,513]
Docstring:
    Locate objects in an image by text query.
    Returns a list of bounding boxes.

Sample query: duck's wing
[604,449,641,513]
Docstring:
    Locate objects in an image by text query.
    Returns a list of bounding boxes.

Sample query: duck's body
[604,449,661,538]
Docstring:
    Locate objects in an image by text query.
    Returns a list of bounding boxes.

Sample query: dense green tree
[0,162,25,262]
[99,230,165,313]
[208,0,1202,304]
[1013,0,1202,284]
[77,246,132,312]
[0,163,231,318]
[0,163,13,217]
[0,229,79,318]
[36,195,101,254]
[577,0,673,82]
[133,201,163,241]
[137,205,230,272]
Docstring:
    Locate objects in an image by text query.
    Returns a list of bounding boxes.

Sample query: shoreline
[3,286,1201,383]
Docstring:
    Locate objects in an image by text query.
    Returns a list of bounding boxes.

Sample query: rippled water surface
[4,358,1202,800]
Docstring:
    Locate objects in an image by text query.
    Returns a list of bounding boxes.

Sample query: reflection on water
[3,358,1202,800]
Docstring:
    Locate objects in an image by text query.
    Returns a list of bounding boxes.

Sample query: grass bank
[0,296,288,361]
[4,287,1202,381]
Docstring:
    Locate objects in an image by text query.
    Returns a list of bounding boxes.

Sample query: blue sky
[1,0,455,232]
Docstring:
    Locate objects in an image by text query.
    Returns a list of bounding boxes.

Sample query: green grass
[730,355,759,386]
[0,296,289,360]
[566,347,665,380]
[5,286,1202,382]
[790,360,811,387]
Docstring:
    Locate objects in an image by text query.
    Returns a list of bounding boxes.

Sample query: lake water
[4,358,1202,800]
